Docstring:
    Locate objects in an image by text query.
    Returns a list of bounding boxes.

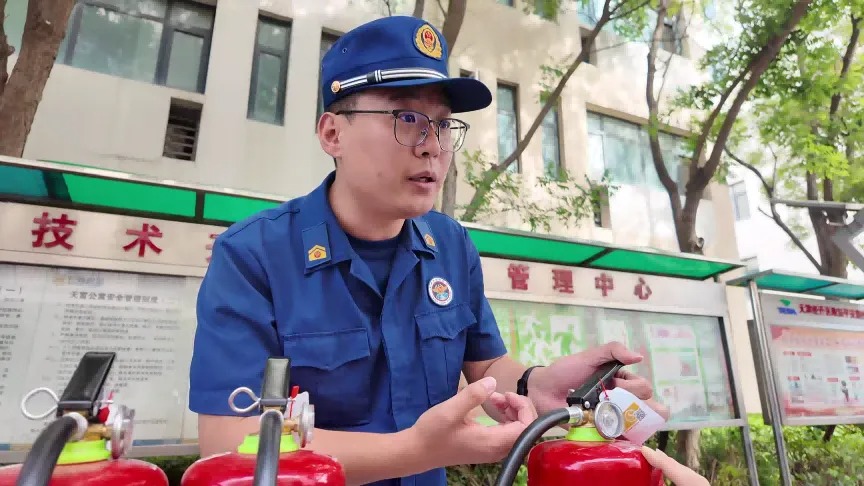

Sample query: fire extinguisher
[181,356,346,486]
[494,360,665,486]
[0,351,168,486]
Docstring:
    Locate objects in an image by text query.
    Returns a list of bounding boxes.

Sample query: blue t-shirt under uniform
[189,171,508,486]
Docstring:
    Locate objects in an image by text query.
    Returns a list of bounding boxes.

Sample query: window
[541,105,562,178]
[496,0,514,6]
[163,98,201,161]
[497,83,520,173]
[316,31,340,125]
[58,0,214,93]
[731,181,750,221]
[533,0,556,19]
[586,111,688,192]
[248,16,292,125]
[459,69,477,79]
[580,28,596,65]
[643,9,682,55]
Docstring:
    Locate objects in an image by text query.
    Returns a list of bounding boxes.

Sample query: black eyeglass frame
[334,109,471,152]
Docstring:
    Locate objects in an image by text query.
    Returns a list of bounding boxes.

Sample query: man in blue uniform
[190,15,667,486]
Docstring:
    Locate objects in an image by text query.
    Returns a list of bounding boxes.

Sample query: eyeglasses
[335,109,469,152]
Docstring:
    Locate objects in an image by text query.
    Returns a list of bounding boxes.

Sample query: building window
[58,0,215,93]
[248,16,292,125]
[731,181,750,221]
[163,98,201,161]
[497,83,520,173]
[533,0,556,19]
[586,111,687,193]
[316,31,340,125]
[496,0,514,6]
[541,105,562,178]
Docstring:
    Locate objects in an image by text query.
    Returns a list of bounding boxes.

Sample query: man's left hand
[528,341,670,419]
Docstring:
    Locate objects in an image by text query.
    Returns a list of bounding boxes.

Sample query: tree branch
[461,0,625,221]
[440,0,465,50]
[412,0,425,18]
[724,147,771,196]
[828,14,860,120]
[758,206,824,272]
[692,0,814,191]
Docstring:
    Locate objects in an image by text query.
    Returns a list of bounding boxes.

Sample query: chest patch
[427,277,453,306]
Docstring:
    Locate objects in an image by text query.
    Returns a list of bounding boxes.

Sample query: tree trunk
[0,0,77,157]
[675,427,701,471]
[435,0,467,217]
[0,0,12,101]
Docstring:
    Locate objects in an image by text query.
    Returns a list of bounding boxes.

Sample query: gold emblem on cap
[415,24,442,60]
[331,80,341,93]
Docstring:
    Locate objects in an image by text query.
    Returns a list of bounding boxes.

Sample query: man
[190,15,668,486]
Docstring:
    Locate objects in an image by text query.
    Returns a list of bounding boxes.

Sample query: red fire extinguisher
[494,360,665,486]
[0,351,168,486]
[181,356,346,486]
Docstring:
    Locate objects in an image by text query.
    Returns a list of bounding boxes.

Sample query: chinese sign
[759,293,864,424]
[0,202,223,269]
[484,257,726,316]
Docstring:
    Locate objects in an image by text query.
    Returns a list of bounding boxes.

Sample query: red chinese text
[552,269,574,294]
[508,263,530,291]
[31,212,77,250]
[595,273,614,297]
[634,277,652,300]
[123,223,163,257]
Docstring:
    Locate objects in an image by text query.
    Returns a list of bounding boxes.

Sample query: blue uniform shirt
[189,171,508,486]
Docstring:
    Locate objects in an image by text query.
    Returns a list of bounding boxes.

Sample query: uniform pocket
[282,327,372,427]
[415,304,477,406]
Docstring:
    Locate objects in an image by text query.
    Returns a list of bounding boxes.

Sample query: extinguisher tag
[602,387,666,445]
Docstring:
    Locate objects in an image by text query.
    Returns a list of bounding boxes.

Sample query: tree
[0,0,76,157]
[641,0,817,469]
[456,0,653,224]
[723,1,863,281]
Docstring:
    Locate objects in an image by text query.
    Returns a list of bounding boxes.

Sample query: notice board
[758,293,864,426]
[0,262,201,450]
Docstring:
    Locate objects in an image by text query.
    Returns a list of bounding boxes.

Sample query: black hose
[253,410,284,486]
[16,415,80,486]
[493,408,572,486]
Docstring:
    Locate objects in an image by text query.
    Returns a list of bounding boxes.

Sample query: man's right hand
[408,376,538,468]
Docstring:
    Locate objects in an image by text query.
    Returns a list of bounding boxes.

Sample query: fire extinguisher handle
[259,357,292,411]
[56,351,117,417]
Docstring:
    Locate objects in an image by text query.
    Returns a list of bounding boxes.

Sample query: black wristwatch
[516,365,544,396]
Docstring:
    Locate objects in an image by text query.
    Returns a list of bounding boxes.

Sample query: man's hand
[641,447,710,485]
[408,376,537,468]
[528,341,670,419]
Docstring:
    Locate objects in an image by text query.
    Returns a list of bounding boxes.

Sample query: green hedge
[145,417,864,486]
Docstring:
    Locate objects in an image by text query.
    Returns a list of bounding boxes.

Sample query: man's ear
[317,112,342,159]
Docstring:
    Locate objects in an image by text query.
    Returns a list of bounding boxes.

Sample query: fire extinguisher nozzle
[15,415,82,486]
[252,409,284,486]
[493,408,572,486]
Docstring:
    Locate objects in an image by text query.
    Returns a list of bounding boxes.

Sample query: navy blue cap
[321,16,492,113]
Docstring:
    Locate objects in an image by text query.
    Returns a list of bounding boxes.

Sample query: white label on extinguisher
[602,387,666,445]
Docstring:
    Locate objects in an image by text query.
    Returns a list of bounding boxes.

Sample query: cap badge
[414,24,443,60]
[330,80,341,93]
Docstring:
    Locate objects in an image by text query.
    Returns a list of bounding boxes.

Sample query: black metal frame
[59,0,215,94]
[247,14,293,125]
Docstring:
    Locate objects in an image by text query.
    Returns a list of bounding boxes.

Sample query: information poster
[0,263,201,450]
[759,294,864,423]
[489,299,735,424]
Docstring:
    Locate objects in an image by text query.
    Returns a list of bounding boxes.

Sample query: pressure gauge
[594,401,624,440]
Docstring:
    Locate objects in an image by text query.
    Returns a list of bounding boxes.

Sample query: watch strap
[517,365,544,396]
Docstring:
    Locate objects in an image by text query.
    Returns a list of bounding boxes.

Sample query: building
[2,0,761,412]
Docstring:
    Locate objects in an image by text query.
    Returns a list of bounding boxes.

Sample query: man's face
[319,85,459,221]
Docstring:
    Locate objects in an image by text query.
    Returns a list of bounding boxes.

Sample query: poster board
[0,262,202,451]
[480,256,742,429]
[757,293,864,426]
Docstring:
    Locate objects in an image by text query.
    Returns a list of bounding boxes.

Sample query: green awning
[1,158,744,281]
[464,223,742,280]
[726,269,864,300]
